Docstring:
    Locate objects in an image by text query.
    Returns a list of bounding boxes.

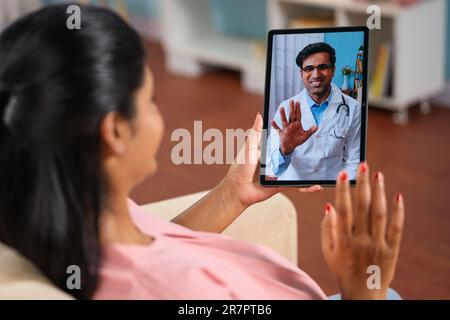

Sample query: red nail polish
[360,162,367,173]
[340,171,348,181]
[324,203,331,215]
[396,193,403,201]
[375,172,382,180]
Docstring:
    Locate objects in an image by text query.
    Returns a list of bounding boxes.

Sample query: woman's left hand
[224,113,322,209]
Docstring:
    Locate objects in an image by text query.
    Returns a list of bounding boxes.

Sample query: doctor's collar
[306,88,333,107]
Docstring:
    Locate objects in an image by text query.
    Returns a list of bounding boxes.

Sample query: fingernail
[396,192,403,202]
[360,162,367,173]
[375,171,383,181]
[339,171,348,181]
[324,203,331,215]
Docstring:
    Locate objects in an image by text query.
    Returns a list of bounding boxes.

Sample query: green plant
[341,65,353,76]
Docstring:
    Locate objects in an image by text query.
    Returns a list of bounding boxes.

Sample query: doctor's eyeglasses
[300,64,333,74]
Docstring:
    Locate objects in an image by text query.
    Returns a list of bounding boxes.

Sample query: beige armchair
[0,191,297,299]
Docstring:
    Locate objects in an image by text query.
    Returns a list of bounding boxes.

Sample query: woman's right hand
[321,163,405,299]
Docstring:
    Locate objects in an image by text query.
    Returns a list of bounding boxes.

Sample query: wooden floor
[131,41,450,299]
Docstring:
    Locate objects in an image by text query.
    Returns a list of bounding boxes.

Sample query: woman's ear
[100,112,131,155]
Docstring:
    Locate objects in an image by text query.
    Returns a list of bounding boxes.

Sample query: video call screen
[261,27,369,186]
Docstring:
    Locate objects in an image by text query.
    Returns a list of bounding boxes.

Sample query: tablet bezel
[260,26,369,187]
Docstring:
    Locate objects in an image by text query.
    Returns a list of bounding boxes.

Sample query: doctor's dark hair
[296,42,336,69]
[0,5,146,299]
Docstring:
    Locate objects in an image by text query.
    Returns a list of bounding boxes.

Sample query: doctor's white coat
[265,83,361,181]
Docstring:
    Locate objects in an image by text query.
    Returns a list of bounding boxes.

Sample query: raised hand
[321,163,405,300]
[271,100,318,155]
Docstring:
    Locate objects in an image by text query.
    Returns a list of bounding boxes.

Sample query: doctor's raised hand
[271,100,318,155]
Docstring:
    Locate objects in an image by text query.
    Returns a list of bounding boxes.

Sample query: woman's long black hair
[0,4,146,299]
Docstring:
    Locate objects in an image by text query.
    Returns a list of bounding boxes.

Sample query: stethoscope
[332,95,350,139]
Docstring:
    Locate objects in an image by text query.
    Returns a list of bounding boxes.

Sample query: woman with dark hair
[0,5,404,300]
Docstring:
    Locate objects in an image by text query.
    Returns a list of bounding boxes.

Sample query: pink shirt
[93,199,327,300]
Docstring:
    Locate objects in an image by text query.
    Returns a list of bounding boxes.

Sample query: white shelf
[158,0,446,122]
[277,0,402,17]
[159,0,267,93]
[169,33,264,71]
[268,0,447,122]
[368,94,394,107]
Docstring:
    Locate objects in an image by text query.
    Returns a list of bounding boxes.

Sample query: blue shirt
[270,90,332,176]
[306,92,332,126]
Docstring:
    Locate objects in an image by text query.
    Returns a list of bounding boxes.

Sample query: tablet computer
[260,26,369,187]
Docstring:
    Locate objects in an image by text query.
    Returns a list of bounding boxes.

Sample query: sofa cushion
[0,242,73,300]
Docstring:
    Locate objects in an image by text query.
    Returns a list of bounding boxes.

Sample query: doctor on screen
[266,42,361,181]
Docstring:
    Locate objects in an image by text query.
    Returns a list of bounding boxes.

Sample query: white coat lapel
[299,89,316,130]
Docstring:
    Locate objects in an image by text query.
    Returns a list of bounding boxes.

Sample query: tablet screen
[261,27,369,186]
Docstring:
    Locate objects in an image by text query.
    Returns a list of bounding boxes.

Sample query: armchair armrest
[140,191,298,265]
[0,242,74,300]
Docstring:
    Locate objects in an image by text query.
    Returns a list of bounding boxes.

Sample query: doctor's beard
[306,77,331,97]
